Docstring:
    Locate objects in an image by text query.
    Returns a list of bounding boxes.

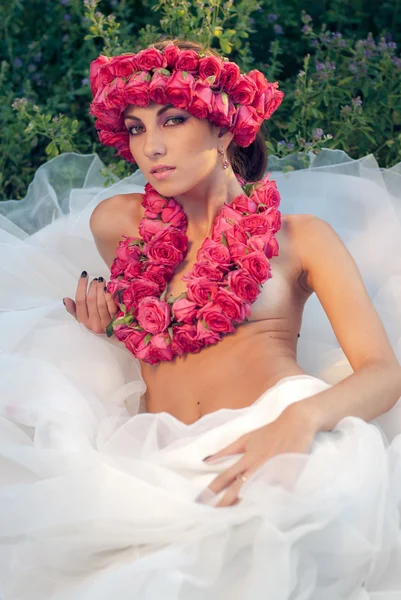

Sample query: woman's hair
[152,38,268,182]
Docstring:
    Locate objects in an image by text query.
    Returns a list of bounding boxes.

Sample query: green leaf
[144,333,152,346]
[105,322,114,337]
[221,232,228,247]
[45,141,58,156]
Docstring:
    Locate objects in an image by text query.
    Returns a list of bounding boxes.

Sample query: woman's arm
[292,216,401,432]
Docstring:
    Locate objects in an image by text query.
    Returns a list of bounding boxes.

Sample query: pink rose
[218,61,241,92]
[230,74,258,105]
[161,199,187,229]
[110,257,126,277]
[95,117,124,133]
[135,48,166,71]
[211,215,232,242]
[98,130,129,149]
[263,207,281,233]
[166,71,195,109]
[116,238,142,262]
[123,278,160,308]
[189,80,213,120]
[175,50,199,73]
[198,56,223,83]
[124,328,147,348]
[210,92,236,128]
[197,303,236,335]
[137,297,171,334]
[172,297,198,323]
[105,77,129,110]
[248,70,269,94]
[213,289,250,321]
[124,72,151,107]
[220,204,243,224]
[172,324,203,356]
[263,83,284,119]
[225,227,249,261]
[187,277,220,306]
[114,324,137,342]
[228,269,260,303]
[135,333,173,364]
[142,189,168,218]
[152,228,188,253]
[90,55,112,95]
[143,263,173,291]
[196,238,231,269]
[144,242,183,268]
[163,44,181,69]
[124,260,143,279]
[230,194,257,214]
[195,319,221,347]
[106,278,130,296]
[108,55,137,78]
[149,71,169,105]
[117,146,135,163]
[90,86,107,118]
[237,251,271,284]
[240,214,270,236]
[251,178,281,210]
[183,261,224,282]
[232,105,263,148]
[248,234,279,259]
[139,217,168,242]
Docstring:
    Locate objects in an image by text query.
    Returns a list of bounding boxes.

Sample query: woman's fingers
[65,271,117,334]
[96,278,116,329]
[63,297,77,318]
[75,271,90,322]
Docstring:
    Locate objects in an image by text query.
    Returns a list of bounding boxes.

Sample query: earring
[218,148,229,169]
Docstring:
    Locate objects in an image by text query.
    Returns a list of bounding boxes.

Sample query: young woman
[1,38,401,599]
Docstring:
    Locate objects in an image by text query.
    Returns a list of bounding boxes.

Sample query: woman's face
[123,102,229,197]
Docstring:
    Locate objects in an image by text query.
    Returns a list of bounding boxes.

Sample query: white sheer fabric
[1,150,401,599]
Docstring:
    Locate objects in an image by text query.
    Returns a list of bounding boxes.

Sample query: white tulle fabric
[1,150,401,599]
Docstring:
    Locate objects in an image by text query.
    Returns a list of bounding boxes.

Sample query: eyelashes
[127,116,187,136]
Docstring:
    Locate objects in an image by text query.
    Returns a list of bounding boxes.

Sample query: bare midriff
[141,318,305,425]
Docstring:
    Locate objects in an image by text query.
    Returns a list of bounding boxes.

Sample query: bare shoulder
[90,192,144,268]
[281,213,337,249]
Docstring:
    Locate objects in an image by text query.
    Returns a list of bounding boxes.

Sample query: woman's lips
[151,168,176,180]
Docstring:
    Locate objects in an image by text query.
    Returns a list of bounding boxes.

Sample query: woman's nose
[142,129,166,159]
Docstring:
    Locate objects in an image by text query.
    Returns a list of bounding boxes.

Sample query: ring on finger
[236,474,248,483]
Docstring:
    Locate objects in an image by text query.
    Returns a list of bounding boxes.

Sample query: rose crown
[89,43,284,163]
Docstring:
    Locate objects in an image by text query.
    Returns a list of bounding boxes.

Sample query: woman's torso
[103,193,313,424]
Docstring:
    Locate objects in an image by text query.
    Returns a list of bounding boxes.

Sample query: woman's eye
[128,116,186,136]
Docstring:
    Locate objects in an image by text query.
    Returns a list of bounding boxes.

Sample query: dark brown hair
[152,37,268,182]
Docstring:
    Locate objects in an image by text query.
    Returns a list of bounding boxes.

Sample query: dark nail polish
[104,286,107,293]
[81,271,87,278]
[98,276,104,282]
[62,298,66,306]
[202,455,213,462]
[92,278,98,282]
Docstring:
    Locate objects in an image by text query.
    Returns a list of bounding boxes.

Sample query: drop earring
[218,148,229,170]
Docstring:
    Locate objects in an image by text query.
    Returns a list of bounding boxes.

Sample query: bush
[1,0,400,199]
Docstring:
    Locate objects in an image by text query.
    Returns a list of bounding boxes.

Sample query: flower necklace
[106,173,281,365]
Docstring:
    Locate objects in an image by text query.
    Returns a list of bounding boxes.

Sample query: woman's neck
[174,169,245,239]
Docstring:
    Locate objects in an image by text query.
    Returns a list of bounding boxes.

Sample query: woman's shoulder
[89,192,144,268]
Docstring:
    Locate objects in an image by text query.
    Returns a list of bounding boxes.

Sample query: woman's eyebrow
[124,104,175,122]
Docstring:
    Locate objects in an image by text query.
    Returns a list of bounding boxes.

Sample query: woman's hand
[201,404,319,508]
[63,270,118,334]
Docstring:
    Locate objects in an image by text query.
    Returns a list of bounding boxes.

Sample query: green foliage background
[1,0,401,199]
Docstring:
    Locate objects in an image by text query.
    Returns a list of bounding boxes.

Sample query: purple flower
[301,25,312,34]
[267,13,278,23]
[63,13,71,21]
[316,60,325,71]
[273,24,283,35]
[60,0,69,4]
[277,140,286,147]
[391,56,401,69]
[286,143,294,150]
[62,34,69,42]
[13,57,23,68]
[388,42,397,51]
[312,128,323,140]
[33,52,42,63]
[81,77,89,86]
[302,13,312,23]
[352,97,363,107]
[305,142,313,148]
